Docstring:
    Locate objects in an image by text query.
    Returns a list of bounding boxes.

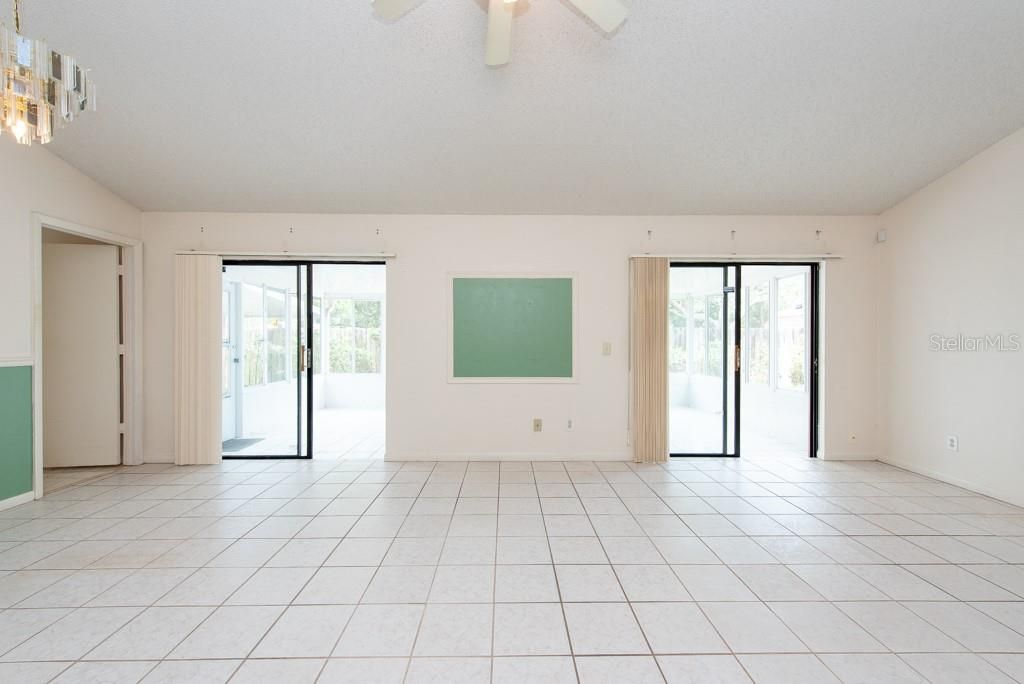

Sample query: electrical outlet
[946,435,959,452]
[566,419,574,432]
[533,418,543,433]
[602,342,612,356]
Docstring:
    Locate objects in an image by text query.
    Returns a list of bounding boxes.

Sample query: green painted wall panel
[0,366,33,501]
[453,278,573,378]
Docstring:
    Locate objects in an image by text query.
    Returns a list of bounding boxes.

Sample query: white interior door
[42,243,121,467]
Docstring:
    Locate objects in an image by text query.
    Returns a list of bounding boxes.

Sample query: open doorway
[36,222,141,495]
[220,261,385,459]
[668,262,818,459]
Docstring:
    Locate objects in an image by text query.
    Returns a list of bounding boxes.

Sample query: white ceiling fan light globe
[486,0,516,66]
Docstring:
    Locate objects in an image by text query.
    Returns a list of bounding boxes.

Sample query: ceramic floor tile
[224,566,315,605]
[13,457,1024,683]
[230,658,324,683]
[86,606,213,660]
[818,654,928,683]
[323,537,392,566]
[730,565,822,601]
[904,601,1024,652]
[493,602,571,655]
[17,568,133,608]
[614,564,691,601]
[836,601,963,652]
[491,656,576,684]
[0,607,70,655]
[768,601,886,652]
[251,605,354,657]
[737,654,839,684]
[413,604,492,656]
[2,606,142,661]
[405,657,490,683]
[167,605,282,659]
[429,565,495,603]
[556,564,627,602]
[317,657,407,683]
[563,603,649,655]
[700,602,807,653]
[333,604,424,657]
[0,662,72,684]
[899,653,1015,684]
[633,602,728,654]
[575,655,664,684]
[361,565,435,603]
[983,654,1024,682]
[904,564,1018,601]
[671,564,757,601]
[657,655,751,683]
[155,567,253,606]
[295,566,376,604]
[51,661,157,683]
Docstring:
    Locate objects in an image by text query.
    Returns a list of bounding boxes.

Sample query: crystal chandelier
[1,0,95,145]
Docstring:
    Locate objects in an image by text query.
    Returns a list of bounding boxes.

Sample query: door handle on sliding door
[299,345,307,373]
[734,345,741,373]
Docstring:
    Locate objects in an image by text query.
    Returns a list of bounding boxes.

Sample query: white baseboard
[879,457,1024,509]
[0,491,35,512]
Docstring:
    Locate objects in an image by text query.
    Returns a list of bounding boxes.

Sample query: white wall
[141,213,881,462]
[0,138,141,360]
[880,127,1024,506]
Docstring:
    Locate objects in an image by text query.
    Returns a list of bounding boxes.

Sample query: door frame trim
[668,261,821,459]
[31,213,144,499]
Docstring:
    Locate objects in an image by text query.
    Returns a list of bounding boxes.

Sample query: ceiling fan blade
[373,0,423,21]
[485,0,515,66]
[566,0,628,33]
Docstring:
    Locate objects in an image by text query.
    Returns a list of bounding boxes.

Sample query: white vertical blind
[174,254,223,465]
[630,257,669,464]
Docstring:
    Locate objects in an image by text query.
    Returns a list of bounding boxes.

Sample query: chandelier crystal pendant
[1,0,95,145]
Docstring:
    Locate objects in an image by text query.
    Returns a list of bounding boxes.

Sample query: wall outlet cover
[946,435,959,451]
[533,418,543,432]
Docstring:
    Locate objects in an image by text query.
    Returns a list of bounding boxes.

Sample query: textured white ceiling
[22,0,1024,214]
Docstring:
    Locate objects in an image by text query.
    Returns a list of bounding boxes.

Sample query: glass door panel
[739,265,812,457]
[669,264,739,456]
[222,263,308,458]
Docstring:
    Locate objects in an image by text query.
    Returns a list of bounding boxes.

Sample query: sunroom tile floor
[2,455,1024,683]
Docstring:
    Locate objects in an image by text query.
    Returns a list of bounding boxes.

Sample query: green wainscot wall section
[0,366,33,502]
[453,277,573,378]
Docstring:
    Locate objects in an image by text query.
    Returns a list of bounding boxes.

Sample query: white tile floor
[2,455,1024,683]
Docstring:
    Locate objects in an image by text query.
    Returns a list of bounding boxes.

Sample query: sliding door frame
[668,263,741,458]
[668,261,820,459]
[221,259,386,460]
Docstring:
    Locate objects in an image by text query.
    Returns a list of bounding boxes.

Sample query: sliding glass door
[669,265,740,456]
[221,263,310,458]
[220,261,388,460]
[668,262,819,459]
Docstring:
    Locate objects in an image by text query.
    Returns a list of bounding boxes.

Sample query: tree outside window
[706,295,723,376]
[745,282,770,385]
[777,274,806,390]
[328,298,383,374]
[669,297,689,373]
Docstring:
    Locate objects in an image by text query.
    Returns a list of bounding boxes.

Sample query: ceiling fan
[372,0,628,66]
